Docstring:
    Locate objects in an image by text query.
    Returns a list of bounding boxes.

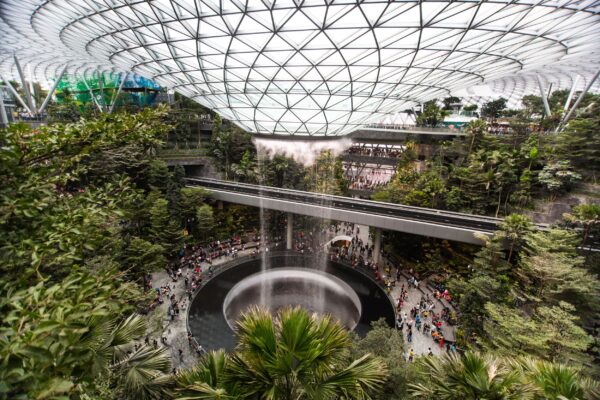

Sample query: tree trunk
[495,188,503,218]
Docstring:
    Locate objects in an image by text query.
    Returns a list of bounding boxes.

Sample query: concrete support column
[286,213,293,250]
[373,227,382,265]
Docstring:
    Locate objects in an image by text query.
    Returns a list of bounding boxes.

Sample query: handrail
[188,177,504,223]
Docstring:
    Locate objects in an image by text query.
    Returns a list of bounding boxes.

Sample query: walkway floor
[350,223,455,357]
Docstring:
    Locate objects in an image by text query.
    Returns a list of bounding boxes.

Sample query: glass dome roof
[1,0,599,135]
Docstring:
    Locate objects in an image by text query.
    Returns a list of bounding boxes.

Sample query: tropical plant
[416,100,449,127]
[409,351,534,399]
[178,306,387,400]
[512,357,600,400]
[173,350,239,399]
[0,268,170,400]
[538,161,582,199]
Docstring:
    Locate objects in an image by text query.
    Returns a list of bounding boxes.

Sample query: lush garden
[1,101,599,399]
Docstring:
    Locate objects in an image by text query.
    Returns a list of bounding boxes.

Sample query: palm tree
[513,357,600,400]
[81,314,171,400]
[499,214,533,263]
[199,306,387,400]
[174,350,238,399]
[409,352,534,399]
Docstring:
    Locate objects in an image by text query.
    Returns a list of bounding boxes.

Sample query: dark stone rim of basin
[222,267,363,331]
[186,251,396,351]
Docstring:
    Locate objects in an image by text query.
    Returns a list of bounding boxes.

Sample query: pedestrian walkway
[147,222,457,369]
[149,249,256,369]
[346,223,456,356]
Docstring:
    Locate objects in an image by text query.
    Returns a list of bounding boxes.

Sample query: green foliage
[515,357,600,400]
[410,352,599,400]
[563,203,600,253]
[483,302,593,364]
[305,150,348,195]
[0,268,169,400]
[149,196,183,255]
[538,160,582,197]
[173,307,387,399]
[556,103,600,181]
[196,203,215,241]
[481,98,507,120]
[259,154,308,189]
[122,237,167,278]
[0,108,193,399]
[417,100,449,127]
[442,96,461,110]
[208,116,254,179]
[174,350,238,399]
[351,319,416,400]
[410,352,532,399]
[497,213,533,263]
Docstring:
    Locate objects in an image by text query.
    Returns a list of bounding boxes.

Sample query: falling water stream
[251,137,352,316]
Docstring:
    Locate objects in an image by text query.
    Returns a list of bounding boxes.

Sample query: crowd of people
[346,145,404,158]
[146,221,458,367]
[345,167,394,191]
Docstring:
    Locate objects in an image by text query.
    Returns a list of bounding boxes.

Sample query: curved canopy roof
[1,0,599,136]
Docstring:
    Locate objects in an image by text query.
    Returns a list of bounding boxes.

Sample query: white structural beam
[536,75,552,117]
[14,55,36,114]
[38,65,68,114]
[28,64,37,111]
[0,75,32,114]
[97,70,105,110]
[82,75,103,112]
[0,91,8,127]
[563,76,580,113]
[560,69,600,129]
[108,72,127,114]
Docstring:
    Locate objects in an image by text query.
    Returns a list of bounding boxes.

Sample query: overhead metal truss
[1,1,599,136]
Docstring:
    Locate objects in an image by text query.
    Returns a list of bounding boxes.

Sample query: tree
[196,203,215,241]
[498,214,533,264]
[231,149,258,183]
[538,161,581,199]
[122,237,167,278]
[410,352,533,399]
[483,302,592,364]
[351,319,416,400]
[416,100,449,127]
[481,98,507,121]
[178,187,209,233]
[442,96,461,110]
[173,350,239,399]
[516,252,595,304]
[464,119,487,157]
[556,103,600,181]
[563,203,600,251]
[515,357,600,400]
[224,307,387,399]
[305,150,348,195]
[0,269,171,400]
[149,197,183,254]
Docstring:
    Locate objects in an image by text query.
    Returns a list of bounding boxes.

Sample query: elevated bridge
[186,177,513,246]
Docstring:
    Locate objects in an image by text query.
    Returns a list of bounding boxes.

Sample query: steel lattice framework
[1,0,599,136]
